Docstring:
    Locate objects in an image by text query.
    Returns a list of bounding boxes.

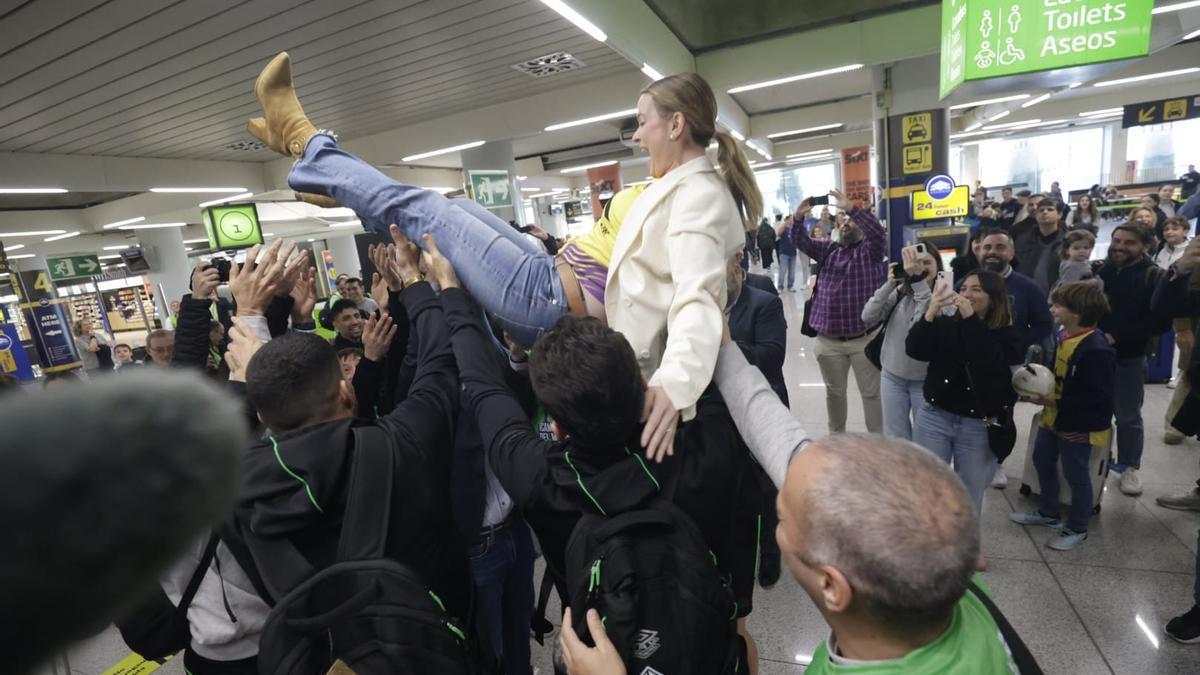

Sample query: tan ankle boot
[294,191,341,209]
[247,52,319,158]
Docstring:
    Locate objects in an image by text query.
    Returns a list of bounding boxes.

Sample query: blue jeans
[913,401,995,514]
[289,134,567,346]
[777,253,796,290]
[1031,427,1093,533]
[1113,356,1146,469]
[468,521,535,675]
[881,369,925,441]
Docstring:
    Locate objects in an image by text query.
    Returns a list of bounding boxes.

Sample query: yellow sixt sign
[910,185,969,221]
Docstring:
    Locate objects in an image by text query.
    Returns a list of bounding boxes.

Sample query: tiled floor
[44,277,1200,674]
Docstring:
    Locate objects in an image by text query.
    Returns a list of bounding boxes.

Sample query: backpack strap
[336,425,397,562]
[176,531,220,615]
[966,581,1043,675]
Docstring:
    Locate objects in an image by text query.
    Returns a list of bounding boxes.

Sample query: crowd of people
[4,50,1200,675]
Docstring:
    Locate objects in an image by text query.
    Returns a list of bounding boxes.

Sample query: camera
[208,257,231,283]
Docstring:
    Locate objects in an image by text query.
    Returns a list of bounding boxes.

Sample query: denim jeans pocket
[467,533,494,561]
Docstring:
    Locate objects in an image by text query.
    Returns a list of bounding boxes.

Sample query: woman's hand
[559,608,626,675]
[641,386,679,463]
[925,283,954,321]
[953,293,974,318]
[901,246,925,278]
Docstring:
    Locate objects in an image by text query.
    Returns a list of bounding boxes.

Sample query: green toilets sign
[941,0,1154,98]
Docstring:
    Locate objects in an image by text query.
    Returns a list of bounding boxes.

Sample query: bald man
[559,332,1038,674]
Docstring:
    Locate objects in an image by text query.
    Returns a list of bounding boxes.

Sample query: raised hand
[370,272,389,316]
[190,262,221,301]
[829,188,851,212]
[224,317,264,383]
[388,225,423,281]
[229,240,286,316]
[361,313,397,362]
[421,234,459,290]
[368,242,402,291]
[289,263,318,325]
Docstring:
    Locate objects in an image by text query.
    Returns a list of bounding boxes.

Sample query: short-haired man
[562,342,1035,673]
[793,189,885,433]
[1097,223,1170,496]
[341,277,380,314]
[996,186,1020,230]
[975,229,1053,351]
[230,237,473,624]
[327,298,365,350]
[112,343,137,371]
[144,329,175,367]
[1014,197,1068,292]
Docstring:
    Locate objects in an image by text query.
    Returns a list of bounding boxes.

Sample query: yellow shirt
[1041,329,1111,447]
[557,183,648,303]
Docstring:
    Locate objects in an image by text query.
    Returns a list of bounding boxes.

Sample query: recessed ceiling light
[521,187,542,192]
[516,175,528,180]
[198,192,254,208]
[264,232,277,237]
[786,148,834,158]
[545,109,637,131]
[149,187,248,193]
[745,141,772,161]
[983,118,1041,130]
[6,253,35,259]
[98,254,123,259]
[1079,107,1124,117]
[103,245,131,250]
[44,231,81,242]
[728,64,864,94]
[182,238,211,244]
[1153,0,1200,14]
[119,222,187,230]
[559,160,618,174]
[988,110,1012,122]
[1185,27,1200,41]
[525,191,561,198]
[0,187,68,194]
[102,216,145,229]
[1094,67,1200,87]
[1068,82,1083,89]
[3,244,24,251]
[538,0,607,42]
[1020,93,1053,109]
[641,63,664,80]
[767,123,843,139]
[328,221,362,228]
[401,140,485,162]
[965,121,984,132]
[730,129,746,141]
[307,238,315,242]
[0,229,67,237]
[947,94,1031,110]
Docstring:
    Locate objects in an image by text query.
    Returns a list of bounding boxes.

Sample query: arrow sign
[1123,95,1200,128]
[46,254,102,281]
[1138,106,1156,123]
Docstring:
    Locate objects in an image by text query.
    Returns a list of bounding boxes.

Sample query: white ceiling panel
[0,0,641,161]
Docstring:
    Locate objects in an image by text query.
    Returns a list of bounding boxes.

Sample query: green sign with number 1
[940,0,1154,99]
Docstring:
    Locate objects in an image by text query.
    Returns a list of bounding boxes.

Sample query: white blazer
[605,155,745,421]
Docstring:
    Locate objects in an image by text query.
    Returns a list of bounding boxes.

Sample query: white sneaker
[1120,468,1144,496]
[991,466,1008,489]
[1167,377,1178,390]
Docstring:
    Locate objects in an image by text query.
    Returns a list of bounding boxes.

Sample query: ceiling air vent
[225,139,268,152]
[512,51,586,78]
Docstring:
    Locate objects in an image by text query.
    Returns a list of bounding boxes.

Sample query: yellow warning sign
[1164,98,1188,121]
[902,113,932,145]
[0,348,14,373]
[101,653,164,675]
[903,143,932,174]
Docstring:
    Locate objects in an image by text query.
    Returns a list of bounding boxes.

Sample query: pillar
[1108,124,1128,186]
[324,234,362,279]
[460,140,524,227]
[136,226,193,329]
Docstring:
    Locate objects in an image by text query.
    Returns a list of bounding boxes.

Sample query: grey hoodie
[160,534,270,661]
[861,280,934,381]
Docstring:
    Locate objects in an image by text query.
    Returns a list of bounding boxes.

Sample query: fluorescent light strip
[728,64,864,94]
[44,231,81,242]
[328,221,362,228]
[149,187,247,193]
[1079,107,1123,117]
[1094,67,1200,87]
[0,229,66,237]
[102,216,145,230]
[103,245,131,250]
[182,237,211,244]
[559,160,617,174]
[545,109,637,132]
[767,123,843,139]
[788,154,835,163]
[947,94,1031,110]
[516,175,527,180]
[786,148,833,158]
[7,253,35,259]
[641,63,664,80]
[526,191,564,198]
[984,117,1039,130]
[198,192,254,208]
[988,110,1012,122]
[1021,93,1053,109]
[1153,0,1200,14]
[3,244,24,251]
[98,254,123,259]
[521,187,543,192]
[1068,82,1083,89]
[0,187,68,194]
[1185,27,1200,41]
[965,121,984,132]
[730,129,746,141]
[401,140,485,162]
[745,141,772,160]
[538,0,607,41]
[119,222,187,230]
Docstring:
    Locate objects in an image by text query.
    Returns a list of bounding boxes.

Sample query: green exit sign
[46,254,101,281]
[941,0,1154,99]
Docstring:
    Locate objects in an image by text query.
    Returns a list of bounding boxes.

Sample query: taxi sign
[911,185,969,221]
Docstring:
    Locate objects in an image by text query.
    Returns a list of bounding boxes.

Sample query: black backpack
[565,499,745,674]
[756,223,775,251]
[253,426,481,675]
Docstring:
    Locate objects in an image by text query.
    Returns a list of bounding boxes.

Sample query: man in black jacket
[1096,223,1170,497]
[230,239,472,624]
[327,298,366,351]
[426,241,761,669]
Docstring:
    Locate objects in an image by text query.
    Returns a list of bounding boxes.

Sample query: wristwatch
[401,274,425,289]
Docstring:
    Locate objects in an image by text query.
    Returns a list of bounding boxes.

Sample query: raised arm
[791,200,835,262]
[172,263,222,370]
[713,340,810,489]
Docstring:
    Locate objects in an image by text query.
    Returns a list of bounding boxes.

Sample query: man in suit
[726,253,789,588]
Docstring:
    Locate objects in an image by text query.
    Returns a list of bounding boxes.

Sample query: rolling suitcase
[1018,412,1112,515]
[1145,331,1175,384]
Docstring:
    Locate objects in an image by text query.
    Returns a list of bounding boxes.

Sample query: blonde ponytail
[713,130,762,231]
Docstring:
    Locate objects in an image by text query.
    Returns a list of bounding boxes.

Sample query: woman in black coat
[907,269,1023,514]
